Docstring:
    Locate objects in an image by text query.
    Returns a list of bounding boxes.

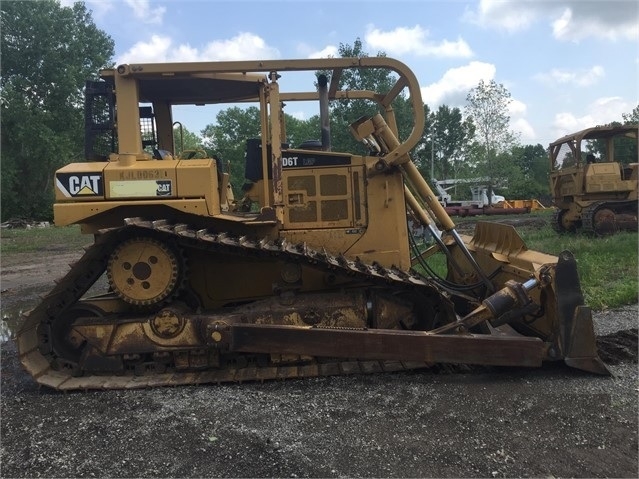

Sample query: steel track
[16,217,447,390]
[582,200,638,235]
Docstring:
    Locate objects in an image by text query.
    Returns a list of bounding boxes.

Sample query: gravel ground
[1,306,637,478]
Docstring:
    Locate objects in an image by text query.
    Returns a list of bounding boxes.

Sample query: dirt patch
[1,226,637,478]
[454,216,549,236]
[1,252,82,291]
[597,329,639,365]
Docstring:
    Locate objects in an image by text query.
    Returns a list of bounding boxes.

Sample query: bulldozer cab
[71,58,430,268]
[550,125,638,172]
[83,66,270,216]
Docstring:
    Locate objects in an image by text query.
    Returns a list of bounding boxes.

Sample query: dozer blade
[437,222,610,375]
[555,251,610,375]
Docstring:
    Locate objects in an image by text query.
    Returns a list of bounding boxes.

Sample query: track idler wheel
[107,236,184,307]
[552,209,577,233]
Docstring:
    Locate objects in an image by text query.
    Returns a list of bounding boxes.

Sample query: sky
[67,0,638,147]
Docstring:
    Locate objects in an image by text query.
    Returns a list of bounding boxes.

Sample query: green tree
[425,105,475,181]
[586,119,638,166]
[510,144,550,200]
[619,106,639,163]
[622,104,639,124]
[464,80,520,203]
[201,106,262,191]
[1,0,114,221]
[283,113,321,148]
[411,104,433,176]
[173,124,205,156]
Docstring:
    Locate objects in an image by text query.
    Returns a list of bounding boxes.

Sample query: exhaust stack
[318,74,331,151]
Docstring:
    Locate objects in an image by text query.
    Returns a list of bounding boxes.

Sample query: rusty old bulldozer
[16,57,608,390]
[549,124,638,235]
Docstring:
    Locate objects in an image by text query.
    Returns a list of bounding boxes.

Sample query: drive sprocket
[106,235,183,307]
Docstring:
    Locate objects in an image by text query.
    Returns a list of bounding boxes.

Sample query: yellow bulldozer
[16,57,608,390]
[549,125,638,235]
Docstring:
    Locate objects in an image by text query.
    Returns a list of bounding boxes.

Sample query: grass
[0,224,88,254]
[415,211,638,311]
[520,224,638,310]
[1,217,637,311]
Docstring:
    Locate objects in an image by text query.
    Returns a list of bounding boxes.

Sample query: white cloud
[116,33,280,64]
[508,100,536,139]
[512,117,536,140]
[508,99,527,116]
[421,61,496,107]
[117,35,172,64]
[535,65,605,87]
[552,96,634,137]
[463,0,541,32]
[199,33,280,61]
[125,0,166,25]
[465,0,638,41]
[308,46,339,59]
[365,25,473,58]
[170,44,200,63]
